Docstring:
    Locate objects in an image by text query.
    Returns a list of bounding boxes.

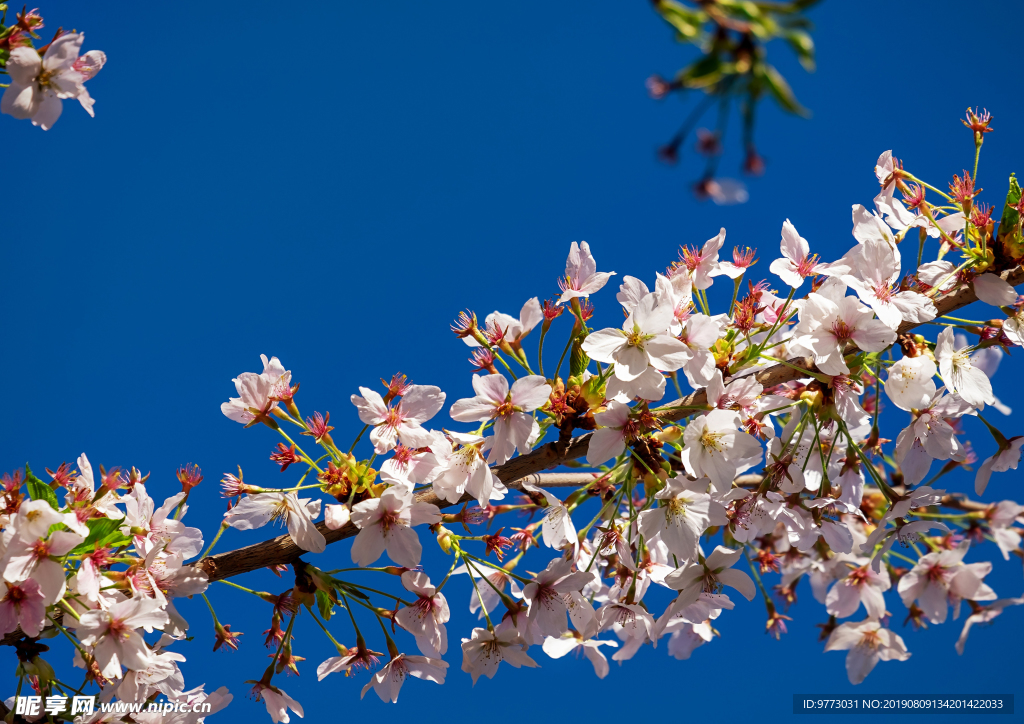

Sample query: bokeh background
[3,1,1023,722]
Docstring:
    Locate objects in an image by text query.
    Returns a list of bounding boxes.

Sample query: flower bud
[436,525,454,554]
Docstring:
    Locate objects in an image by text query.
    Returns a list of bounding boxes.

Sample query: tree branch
[193,265,1024,582]
[4,268,1017,648]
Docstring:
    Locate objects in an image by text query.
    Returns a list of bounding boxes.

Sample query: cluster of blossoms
[4,109,1024,720]
[0,457,231,722]
[0,6,105,129]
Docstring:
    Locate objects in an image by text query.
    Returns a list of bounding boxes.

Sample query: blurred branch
[647,0,821,188]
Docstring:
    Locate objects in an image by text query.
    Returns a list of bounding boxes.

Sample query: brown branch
[5,268,1018,648]
[194,265,1024,582]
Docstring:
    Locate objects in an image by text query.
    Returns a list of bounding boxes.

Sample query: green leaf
[785,29,816,71]
[656,0,706,40]
[998,173,1021,235]
[69,517,130,555]
[25,463,60,510]
[757,63,809,117]
[996,174,1023,261]
[569,338,590,378]
[676,54,724,89]
[316,589,336,621]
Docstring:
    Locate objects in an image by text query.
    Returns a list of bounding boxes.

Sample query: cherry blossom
[450,374,550,464]
[0,579,46,638]
[975,436,1024,496]
[582,291,689,382]
[225,492,326,553]
[955,595,1024,655]
[769,220,840,289]
[840,235,936,330]
[824,619,910,685]
[464,298,543,348]
[680,410,762,488]
[1,529,83,605]
[893,391,973,486]
[252,684,303,724]
[521,559,591,637]
[884,355,937,412]
[431,431,507,505]
[460,627,538,684]
[935,327,994,409]
[77,596,171,679]
[897,543,997,624]
[825,563,890,619]
[351,384,445,454]
[521,481,577,550]
[973,273,1018,306]
[1,33,103,129]
[557,241,615,304]
[360,654,447,703]
[674,228,726,290]
[791,279,896,375]
[541,633,618,678]
[637,476,711,562]
[349,487,441,567]
[221,355,292,425]
[665,545,756,603]
[395,572,450,656]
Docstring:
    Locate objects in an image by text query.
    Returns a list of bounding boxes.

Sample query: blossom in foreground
[825,564,891,619]
[360,654,447,703]
[522,559,591,637]
[840,234,936,330]
[221,355,292,425]
[225,492,326,553]
[1,33,104,129]
[522,481,577,550]
[674,228,727,289]
[824,619,910,684]
[975,436,1024,496]
[395,572,450,656]
[78,596,171,679]
[680,410,762,488]
[665,545,756,603]
[1,529,83,605]
[450,374,550,464]
[349,487,441,567]
[464,298,543,348]
[896,543,997,624]
[351,384,445,454]
[769,220,840,289]
[430,431,507,505]
[637,476,710,562]
[893,391,972,486]
[252,683,303,724]
[973,273,1018,307]
[792,279,896,375]
[883,355,936,412]
[557,241,615,304]
[0,579,46,638]
[955,595,1024,655]
[582,291,688,382]
[542,633,618,678]
[935,327,994,409]
[460,627,538,684]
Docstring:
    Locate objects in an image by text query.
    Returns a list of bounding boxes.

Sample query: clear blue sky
[3,2,1023,722]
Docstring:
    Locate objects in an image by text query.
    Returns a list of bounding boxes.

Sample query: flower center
[872,282,895,302]
[830,318,853,342]
[699,429,727,453]
[795,253,820,278]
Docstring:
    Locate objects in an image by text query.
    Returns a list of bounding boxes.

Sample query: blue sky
[3,1,1023,722]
